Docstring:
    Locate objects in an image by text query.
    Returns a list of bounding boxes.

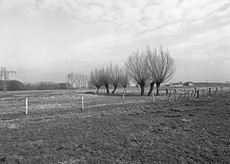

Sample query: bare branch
[146,46,176,95]
[125,50,149,95]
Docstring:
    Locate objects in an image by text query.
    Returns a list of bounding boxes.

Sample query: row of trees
[89,63,129,94]
[65,73,88,89]
[0,80,70,91]
[2,46,175,94]
[126,46,176,96]
[88,45,175,96]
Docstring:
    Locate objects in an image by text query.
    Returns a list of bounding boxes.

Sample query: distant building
[171,81,183,86]
[183,82,194,86]
[129,82,136,87]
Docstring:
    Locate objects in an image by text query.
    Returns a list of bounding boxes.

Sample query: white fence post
[25,97,28,115]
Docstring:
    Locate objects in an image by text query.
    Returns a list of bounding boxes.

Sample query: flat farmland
[0,90,164,115]
[0,89,230,163]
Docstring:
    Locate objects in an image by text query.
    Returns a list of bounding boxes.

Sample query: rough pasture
[0,89,229,163]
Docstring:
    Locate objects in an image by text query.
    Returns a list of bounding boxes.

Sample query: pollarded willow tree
[146,46,156,96]
[89,68,102,93]
[125,50,149,95]
[120,68,130,93]
[109,63,122,94]
[146,46,176,96]
[98,66,111,94]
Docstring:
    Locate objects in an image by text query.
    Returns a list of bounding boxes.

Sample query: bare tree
[146,46,156,96]
[98,66,111,94]
[120,68,129,93]
[89,68,102,93]
[125,50,149,95]
[109,63,122,94]
[75,73,88,89]
[75,73,82,88]
[146,46,176,95]
[65,73,76,89]
[0,71,4,91]
[81,74,89,88]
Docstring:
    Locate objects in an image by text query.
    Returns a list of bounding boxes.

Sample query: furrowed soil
[0,90,230,164]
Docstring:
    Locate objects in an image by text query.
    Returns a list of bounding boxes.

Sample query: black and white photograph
[0,0,230,163]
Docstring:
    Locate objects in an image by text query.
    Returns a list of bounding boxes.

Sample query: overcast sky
[0,0,230,83]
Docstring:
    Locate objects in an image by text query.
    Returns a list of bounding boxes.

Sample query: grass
[0,88,230,163]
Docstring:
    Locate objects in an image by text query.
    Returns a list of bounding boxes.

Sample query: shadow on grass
[83,91,167,97]
[84,92,142,97]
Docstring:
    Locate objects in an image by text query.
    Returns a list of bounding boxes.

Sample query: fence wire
[0,86,229,115]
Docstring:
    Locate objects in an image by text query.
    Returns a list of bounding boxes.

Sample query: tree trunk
[111,85,117,94]
[96,87,100,93]
[140,84,145,96]
[156,82,161,96]
[105,84,110,94]
[123,87,126,94]
[148,81,155,96]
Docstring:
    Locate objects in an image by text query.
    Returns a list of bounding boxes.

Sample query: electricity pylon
[0,67,16,92]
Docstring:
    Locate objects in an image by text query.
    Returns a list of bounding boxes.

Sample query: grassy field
[0,87,230,163]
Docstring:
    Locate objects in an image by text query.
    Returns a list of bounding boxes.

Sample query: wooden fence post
[174,91,177,101]
[193,88,196,97]
[178,94,183,101]
[208,88,211,96]
[197,90,199,99]
[166,89,168,95]
[190,90,194,97]
[168,91,172,103]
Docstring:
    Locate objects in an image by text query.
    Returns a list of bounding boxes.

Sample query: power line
[0,67,16,92]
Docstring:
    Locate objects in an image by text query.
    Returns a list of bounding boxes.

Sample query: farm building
[183,82,194,86]
[171,81,183,86]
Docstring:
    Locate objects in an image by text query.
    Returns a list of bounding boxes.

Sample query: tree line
[0,80,70,91]
[2,45,175,94]
[86,45,175,96]
[65,73,88,89]
[89,63,129,94]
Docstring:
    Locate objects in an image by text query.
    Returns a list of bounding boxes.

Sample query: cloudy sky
[0,0,230,83]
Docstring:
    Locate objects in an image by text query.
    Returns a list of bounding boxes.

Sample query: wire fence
[166,86,230,103]
[0,86,229,115]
